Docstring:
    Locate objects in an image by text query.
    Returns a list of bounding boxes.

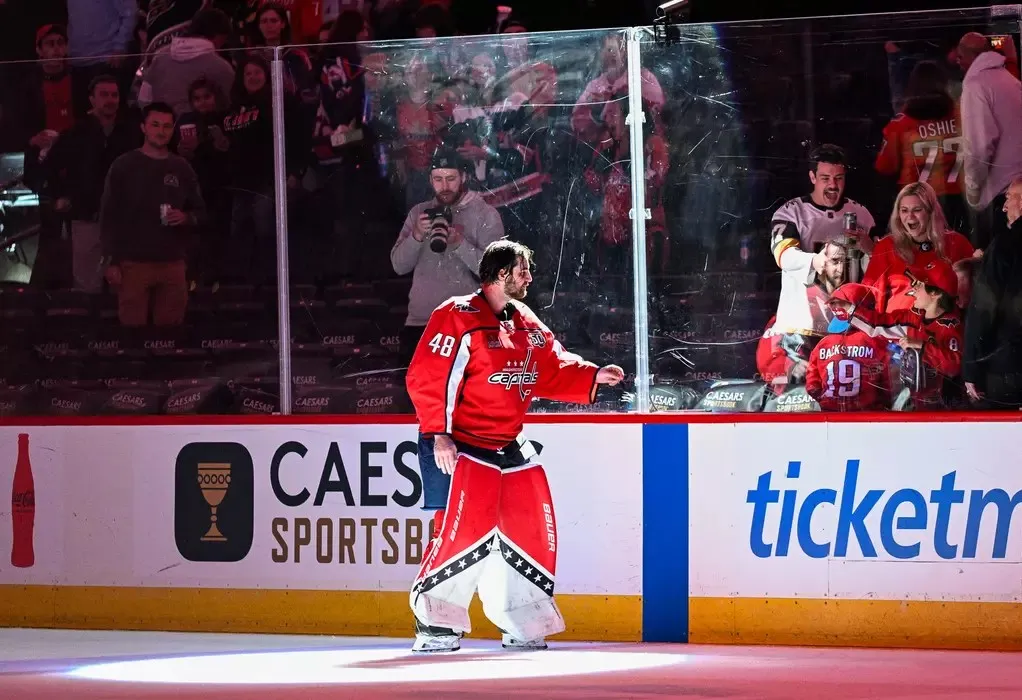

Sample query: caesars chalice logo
[197,462,231,542]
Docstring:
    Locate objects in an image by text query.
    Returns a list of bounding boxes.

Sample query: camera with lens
[423,205,454,253]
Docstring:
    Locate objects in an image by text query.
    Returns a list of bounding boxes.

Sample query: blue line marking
[641,422,689,643]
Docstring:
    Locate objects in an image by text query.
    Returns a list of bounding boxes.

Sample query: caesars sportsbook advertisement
[174,435,430,572]
[0,424,642,597]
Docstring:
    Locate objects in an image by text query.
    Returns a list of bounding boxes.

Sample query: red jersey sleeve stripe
[444,334,473,434]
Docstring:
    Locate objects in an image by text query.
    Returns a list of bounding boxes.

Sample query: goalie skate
[411,620,462,653]
[501,633,548,651]
[412,632,461,653]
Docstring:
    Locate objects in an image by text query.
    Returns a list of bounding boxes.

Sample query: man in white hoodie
[138,9,235,118]
[958,32,1022,249]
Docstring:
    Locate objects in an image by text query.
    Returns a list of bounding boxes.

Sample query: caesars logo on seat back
[175,442,255,562]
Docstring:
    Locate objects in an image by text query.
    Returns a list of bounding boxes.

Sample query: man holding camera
[391,148,506,365]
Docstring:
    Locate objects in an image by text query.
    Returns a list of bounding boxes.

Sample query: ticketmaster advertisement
[0,424,643,597]
[688,421,1022,601]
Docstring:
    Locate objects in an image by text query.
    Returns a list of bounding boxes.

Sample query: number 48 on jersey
[428,333,456,358]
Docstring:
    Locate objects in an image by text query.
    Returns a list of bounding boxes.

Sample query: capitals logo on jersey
[488,348,539,400]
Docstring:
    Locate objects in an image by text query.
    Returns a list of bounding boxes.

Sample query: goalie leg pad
[477,462,565,641]
[410,509,446,595]
[410,454,501,633]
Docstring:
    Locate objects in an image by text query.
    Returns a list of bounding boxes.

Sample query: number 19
[824,359,862,398]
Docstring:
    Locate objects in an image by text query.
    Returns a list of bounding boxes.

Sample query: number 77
[913,137,963,183]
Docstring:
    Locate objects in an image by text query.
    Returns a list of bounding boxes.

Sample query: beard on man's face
[435,188,461,205]
[822,267,844,289]
[504,276,527,300]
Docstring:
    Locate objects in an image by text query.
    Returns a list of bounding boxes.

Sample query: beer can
[160,204,171,226]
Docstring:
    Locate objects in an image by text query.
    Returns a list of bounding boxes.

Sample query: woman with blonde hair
[862,181,975,312]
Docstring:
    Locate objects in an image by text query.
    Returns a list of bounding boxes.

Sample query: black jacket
[172,110,231,196]
[963,218,1022,391]
[223,94,307,191]
[0,65,73,192]
[43,114,142,221]
[1,65,67,149]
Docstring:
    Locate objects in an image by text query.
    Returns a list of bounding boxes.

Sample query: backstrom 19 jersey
[805,330,892,411]
[406,292,600,450]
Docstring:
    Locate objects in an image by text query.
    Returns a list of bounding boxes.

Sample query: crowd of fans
[748,30,1022,414]
[0,1,1019,416]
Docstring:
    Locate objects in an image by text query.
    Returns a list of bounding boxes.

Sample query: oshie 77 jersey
[406,292,599,450]
[875,111,963,196]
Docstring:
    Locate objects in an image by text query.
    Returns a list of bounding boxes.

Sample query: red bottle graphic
[11,433,35,568]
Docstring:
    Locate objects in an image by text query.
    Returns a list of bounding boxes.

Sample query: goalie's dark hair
[479,239,533,285]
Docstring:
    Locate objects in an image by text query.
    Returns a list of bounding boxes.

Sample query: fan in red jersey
[874,259,963,409]
[875,60,967,231]
[405,240,624,654]
[862,181,974,313]
[806,283,892,412]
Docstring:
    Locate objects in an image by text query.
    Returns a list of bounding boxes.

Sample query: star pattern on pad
[496,536,555,597]
[416,537,494,596]
[413,535,555,598]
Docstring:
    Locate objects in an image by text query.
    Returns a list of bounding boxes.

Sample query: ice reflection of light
[66,647,685,685]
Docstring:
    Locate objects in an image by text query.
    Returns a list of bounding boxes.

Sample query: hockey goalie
[405,240,624,653]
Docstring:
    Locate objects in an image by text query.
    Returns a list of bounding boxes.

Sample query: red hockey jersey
[875,108,963,196]
[805,331,891,411]
[876,308,962,404]
[861,233,974,313]
[406,293,600,450]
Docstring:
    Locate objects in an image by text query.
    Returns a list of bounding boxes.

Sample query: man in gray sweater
[391,149,506,363]
[100,102,206,327]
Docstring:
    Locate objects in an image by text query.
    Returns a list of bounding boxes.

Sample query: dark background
[0,0,1006,61]
[461,0,1007,32]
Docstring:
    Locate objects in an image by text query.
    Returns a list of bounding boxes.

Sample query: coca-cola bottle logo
[11,433,35,568]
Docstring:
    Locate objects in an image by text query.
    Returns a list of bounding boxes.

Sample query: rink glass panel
[282,29,637,417]
[0,47,282,417]
[1,8,1020,416]
[639,7,1021,414]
